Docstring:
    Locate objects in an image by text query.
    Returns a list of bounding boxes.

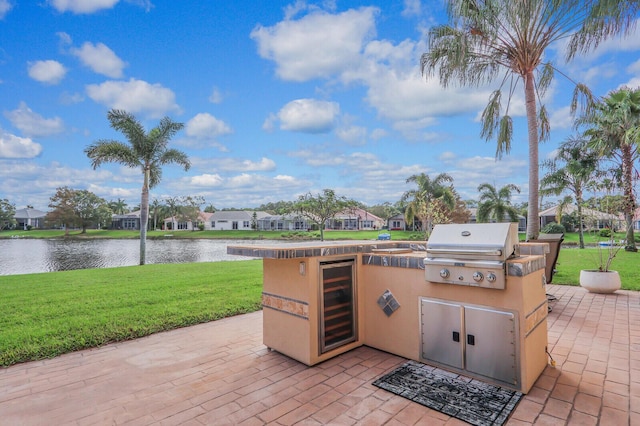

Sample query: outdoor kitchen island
[227,224,551,394]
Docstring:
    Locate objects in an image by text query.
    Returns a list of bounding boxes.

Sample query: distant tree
[179,196,205,231]
[367,202,400,223]
[47,187,111,233]
[108,198,128,215]
[541,136,601,248]
[450,193,472,224]
[476,183,521,223]
[204,204,216,213]
[164,196,182,230]
[251,211,258,230]
[150,198,167,231]
[0,199,16,230]
[401,173,455,233]
[291,189,357,241]
[85,109,190,264]
[258,200,294,215]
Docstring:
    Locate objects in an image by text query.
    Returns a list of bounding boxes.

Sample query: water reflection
[0,239,268,276]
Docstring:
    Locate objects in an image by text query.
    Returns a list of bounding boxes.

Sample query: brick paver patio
[1,284,638,425]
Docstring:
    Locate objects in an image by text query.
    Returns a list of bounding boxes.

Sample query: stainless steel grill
[424,223,519,289]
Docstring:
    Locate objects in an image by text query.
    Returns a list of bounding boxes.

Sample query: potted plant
[580,179,624,293]
[579,215,623,294]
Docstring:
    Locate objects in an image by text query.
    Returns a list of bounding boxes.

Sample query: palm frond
[495,115,513,159]
[84,140,139,169]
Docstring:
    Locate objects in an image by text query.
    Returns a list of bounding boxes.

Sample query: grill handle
[426,248,503,257]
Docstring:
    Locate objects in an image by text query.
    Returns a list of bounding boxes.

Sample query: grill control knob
[486,272,497,283]
[439,269,450,279]
[472,271,484,282]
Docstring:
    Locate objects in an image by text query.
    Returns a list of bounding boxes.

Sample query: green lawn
[0,261,263,367]
[552,247,640,288]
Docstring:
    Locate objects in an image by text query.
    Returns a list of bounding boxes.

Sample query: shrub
[541,222,565,234]
[599,228,612,238]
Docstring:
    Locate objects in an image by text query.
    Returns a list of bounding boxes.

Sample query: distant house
[164,211,214,231]
[387,213,422,231]
[111,210,142,230]
[256,214,310,231]
[210,211,270,231]
[14,207,47,230]
[325,208,384,230]
[539,204,622,230]
[164,210,271,231]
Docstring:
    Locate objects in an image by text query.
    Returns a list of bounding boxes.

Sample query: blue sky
[1,1,640,211]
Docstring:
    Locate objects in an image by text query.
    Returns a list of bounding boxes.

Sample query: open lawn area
[0,261,263,367]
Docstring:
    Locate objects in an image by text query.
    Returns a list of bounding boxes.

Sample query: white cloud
[401,0,421,17]
[4,102,65,137]
[628,58,640,74]
[86,78,180,117]
[190,173,224,187]
[59,91,84,105]
[370,128,387,140]
[27,60,67,85]
[252,7,493,136]
[0,0,13,19]
[192,156,276,173]
[57,31,73,45]
[549,105,573,130]
[49,0,119,14]
[0,132,42,158]
[336,124,367,146]
[251,7,378,81]
[209,87,223,104]
[277,98,340,133]
[71,41,126,78]
[185,113,232,138]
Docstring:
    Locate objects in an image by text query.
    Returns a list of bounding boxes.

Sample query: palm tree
[401,172,455,234]
[476,183,521,224]
[582,87,640,252]
[421,0,636,240]
[541,136,601,249]
[85,109,190,265]
[108,198,128,215]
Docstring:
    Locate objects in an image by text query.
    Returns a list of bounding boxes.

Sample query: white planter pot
[579,270,621,294]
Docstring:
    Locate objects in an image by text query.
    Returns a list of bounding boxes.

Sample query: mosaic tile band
[262,292,309,319]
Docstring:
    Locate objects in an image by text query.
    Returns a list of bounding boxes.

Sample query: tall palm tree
[582,87,640,252]
[541,136,601,249]
[401,172,455,234]
[108,198,128,215]
[476,183,521,223]
[85,109,190,265]
[421,0,636,240]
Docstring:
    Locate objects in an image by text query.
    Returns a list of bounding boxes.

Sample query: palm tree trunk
[576,191,585,249]
[524,71,540,240]
[139,167,150,265]
[622,144,637,251]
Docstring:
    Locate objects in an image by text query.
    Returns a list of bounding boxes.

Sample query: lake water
[0,239,270,276]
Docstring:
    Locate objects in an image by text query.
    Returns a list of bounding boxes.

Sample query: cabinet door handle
[452,331,460,342]
[467,334,475,345]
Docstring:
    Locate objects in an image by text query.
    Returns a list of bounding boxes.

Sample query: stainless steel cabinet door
[420,299,464,369]
[464,306,518,385]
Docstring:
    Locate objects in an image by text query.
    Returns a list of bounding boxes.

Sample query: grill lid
[426,223,519,261]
